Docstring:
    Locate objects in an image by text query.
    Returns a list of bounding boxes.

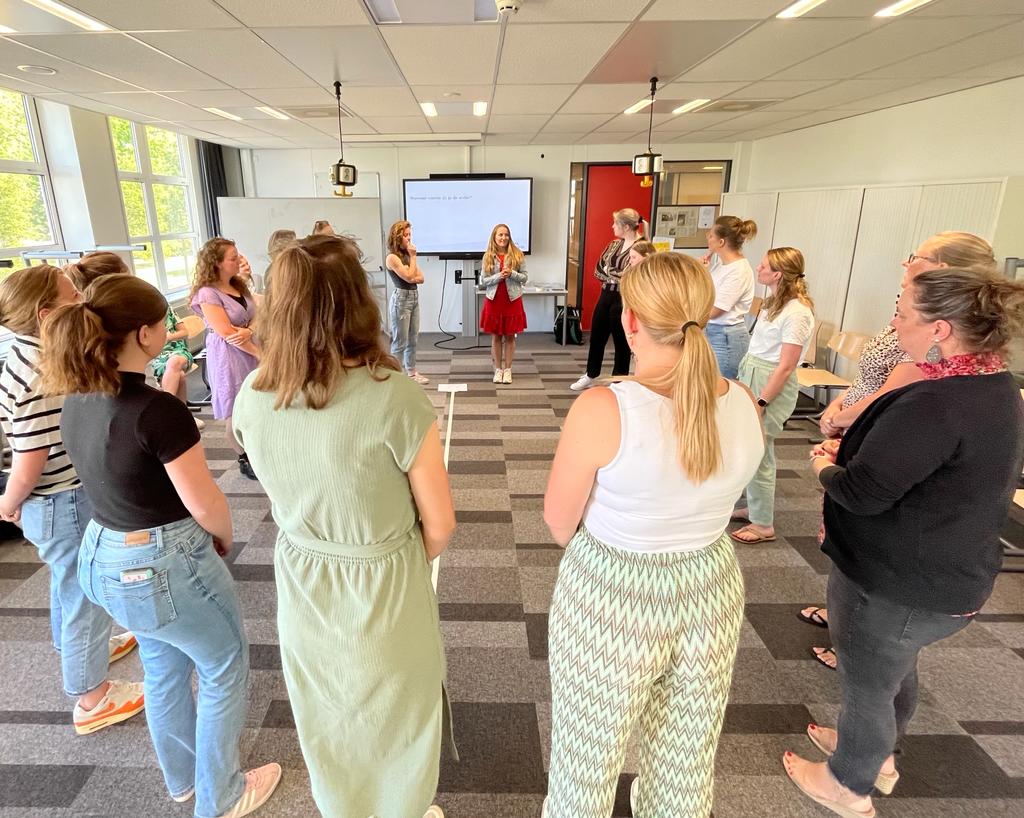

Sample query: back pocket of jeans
[100,570,177,633]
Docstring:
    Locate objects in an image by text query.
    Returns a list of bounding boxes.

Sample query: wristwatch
[757,397,770,408]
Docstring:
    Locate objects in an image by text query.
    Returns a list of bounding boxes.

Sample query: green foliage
[132,245,157,286]
[162,238,195,291]
[120,180,148,236]
[153,184,190,234]
[0,89,34,162]
[146,126,182,176]
[0,173,52,250]
[109,117,137,172]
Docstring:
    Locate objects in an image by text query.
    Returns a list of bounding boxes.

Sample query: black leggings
[586,288,631,378]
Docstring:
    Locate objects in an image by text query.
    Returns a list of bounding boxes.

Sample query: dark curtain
[196,140,228,239]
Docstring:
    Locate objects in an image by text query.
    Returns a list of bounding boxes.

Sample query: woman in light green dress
[232,235,456,818]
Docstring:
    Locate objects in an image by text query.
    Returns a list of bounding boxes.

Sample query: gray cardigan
[480,257,528,301]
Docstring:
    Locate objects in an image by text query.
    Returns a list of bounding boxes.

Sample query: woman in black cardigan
[784,267,1024,818]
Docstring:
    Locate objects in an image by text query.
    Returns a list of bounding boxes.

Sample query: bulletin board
[654,204,720,249]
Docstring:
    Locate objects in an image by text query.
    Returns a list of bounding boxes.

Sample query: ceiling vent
[281,104,356,119]
[697,99,783,113]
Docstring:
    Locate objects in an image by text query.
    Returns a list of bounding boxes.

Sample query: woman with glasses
[794,232,999,670]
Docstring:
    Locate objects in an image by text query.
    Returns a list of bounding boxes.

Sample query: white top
[582,380,764,553]
[747,298,815,363]
[707,257,755,326]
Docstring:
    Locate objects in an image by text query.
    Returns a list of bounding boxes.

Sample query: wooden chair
[790,326,869,420]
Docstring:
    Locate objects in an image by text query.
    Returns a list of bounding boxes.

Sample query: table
[474,287,571,345]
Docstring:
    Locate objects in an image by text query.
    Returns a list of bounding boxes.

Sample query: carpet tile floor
[0,335,1021,817]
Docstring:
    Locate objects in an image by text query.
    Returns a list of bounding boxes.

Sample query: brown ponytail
[63,252,130,291]
[41,276,168,396]
[620,252,722,482]
[712,215,757,251]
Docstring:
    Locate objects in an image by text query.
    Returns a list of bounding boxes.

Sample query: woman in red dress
[480,224,528,384]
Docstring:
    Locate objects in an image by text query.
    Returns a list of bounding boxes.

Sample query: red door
[581,164,652,330]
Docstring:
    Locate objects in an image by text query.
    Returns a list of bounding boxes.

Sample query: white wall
[248,140,741,333]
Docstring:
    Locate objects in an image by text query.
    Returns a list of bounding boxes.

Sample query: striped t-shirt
[0,335,79,495]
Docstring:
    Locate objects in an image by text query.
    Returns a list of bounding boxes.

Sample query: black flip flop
[811,646,838,671]
[797,606,829,628]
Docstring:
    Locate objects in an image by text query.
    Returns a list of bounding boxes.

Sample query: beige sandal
[783,752,875,818]
[806,724,899,795]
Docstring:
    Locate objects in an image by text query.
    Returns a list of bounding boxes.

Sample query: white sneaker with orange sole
[423,808,445,818]
[73,680,145,735]
[217,763,283,818]
[108,631,137,664]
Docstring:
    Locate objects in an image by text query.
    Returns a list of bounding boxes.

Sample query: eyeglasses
[906,253,938,264]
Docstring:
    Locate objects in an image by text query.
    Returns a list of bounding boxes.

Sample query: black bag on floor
[553,306,584,346]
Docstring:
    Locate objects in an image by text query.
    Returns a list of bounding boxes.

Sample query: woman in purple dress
[190,238,260,480]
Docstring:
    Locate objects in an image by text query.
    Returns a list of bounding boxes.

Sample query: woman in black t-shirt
[39,276,281,818]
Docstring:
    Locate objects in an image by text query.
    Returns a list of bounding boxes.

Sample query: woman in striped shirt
[0,265,145,735]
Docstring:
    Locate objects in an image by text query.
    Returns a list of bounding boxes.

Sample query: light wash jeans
[390,288,420,372]
[21,487,111,696]
[705,322,750,380]
[78,516,249,818]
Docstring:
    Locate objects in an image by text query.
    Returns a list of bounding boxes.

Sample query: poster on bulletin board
[655,204,719,249]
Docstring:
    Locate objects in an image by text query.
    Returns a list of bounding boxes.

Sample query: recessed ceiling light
[624,98,653,115]
[203,107,242,121]
[875,0,935,16]
[776,0,830,18]
[0,25,17,34]
[23,0,109,32]
[672,98,712,115]
[420,102,438,117]
[703,165,724,170]
[473,101,487,117]
[254,105,290,120]
[18,64,57,75]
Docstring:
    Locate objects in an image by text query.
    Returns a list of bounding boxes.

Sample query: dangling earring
[626,331,636,354]
[926,338,943,364]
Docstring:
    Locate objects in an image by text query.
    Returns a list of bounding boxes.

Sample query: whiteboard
[216,196,385,274]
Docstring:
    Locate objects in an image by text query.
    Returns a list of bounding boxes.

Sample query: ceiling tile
[363,115,431,133]
[725,79,832,99]
[175,119,271,139]
[58,0,241,30]
[586,20,756,84]
[957,54,1024,79]
[256,27,404,86]
[164,90,263,108]
[0,71,63,96]
[861,21,1024,79]
[532,131,588,143]
[575,131,643,144]
[598,112,674,132]
[411,84,493,102]
[305,116,377,135]
[243,118,325,138]
[643,1,788,20]
[44,92,158,120]
[513,0,650,22]
[559,83,654,114]
[679,19,877,82]
[912,0,1024,15]
[136,29,312,89]
[499,23,628,84]
[486,114,552,131]
[213,0,371,26]
[658,80,750,99]
[653,110,747,132]
[242,86,334,106]
[674,130,742,141]
[429,115,486,132]
[835,77,996,112]
[539,113,613,132]
[337,86,422,117]
[0,44,139,93]
[382,25,499,85]
[773,16,1006,81]
[711,110,800,130]
[9,33,225,91]
[0,3,92,34]
[491,84,576,115]
[799,0,898,16]
[83,92,207,120]
[764,78,908,111]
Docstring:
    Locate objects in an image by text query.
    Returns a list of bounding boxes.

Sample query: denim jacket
[479,257,529,301]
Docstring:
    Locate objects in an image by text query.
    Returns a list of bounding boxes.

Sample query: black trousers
[586,287,631,378]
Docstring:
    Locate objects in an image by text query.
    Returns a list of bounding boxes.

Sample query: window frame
[0,92,63,264]
[111,118,201,297]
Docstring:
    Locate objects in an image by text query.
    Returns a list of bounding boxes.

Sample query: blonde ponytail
[620,252,722,482]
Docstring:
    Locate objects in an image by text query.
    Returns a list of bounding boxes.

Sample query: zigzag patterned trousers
[546,528,745,818]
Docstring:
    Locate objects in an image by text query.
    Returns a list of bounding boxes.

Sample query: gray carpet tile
[1,336,1021,817]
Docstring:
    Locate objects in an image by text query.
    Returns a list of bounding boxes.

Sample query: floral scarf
[916,351,1007,379]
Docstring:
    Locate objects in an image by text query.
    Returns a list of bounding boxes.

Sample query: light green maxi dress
[233,366,450,818]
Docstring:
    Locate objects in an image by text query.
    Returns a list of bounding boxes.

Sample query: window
[110,118,199,294]
[0,88,61,277]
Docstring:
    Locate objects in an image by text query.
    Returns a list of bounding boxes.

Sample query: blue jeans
[390,289,420,372]
[78,517,248,818]
[21,487,111,697]
[826,568,974,795]
[705,322,750,380]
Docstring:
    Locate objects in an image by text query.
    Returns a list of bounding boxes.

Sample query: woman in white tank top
[541,252,764,818]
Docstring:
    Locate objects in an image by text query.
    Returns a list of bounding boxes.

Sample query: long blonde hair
[0,265,66,337]
[482,223,525,272]
[924,231,997,273]
[762,247,814,320]
[252,235,399,409]
[620,252,722,482]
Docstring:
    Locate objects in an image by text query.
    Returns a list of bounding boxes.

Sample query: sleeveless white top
[582,380,765,553]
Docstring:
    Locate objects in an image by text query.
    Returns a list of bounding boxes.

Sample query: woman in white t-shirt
[542,252,764,818]
[702,215,757,379]
[731,248,816,545]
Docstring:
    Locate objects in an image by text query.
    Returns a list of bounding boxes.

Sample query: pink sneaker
[217,763,282,818]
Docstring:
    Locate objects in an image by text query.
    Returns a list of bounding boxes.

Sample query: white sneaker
[216,763,282,818]
[501,368,512,384]
[194,417,206,430]
[73,680,145,735]
[569,374,596,391]
[492,368,503,384]
[541,797,548,818]
[409,370,430,385]
[423,807,445,818]
[108,631,137,664]
[630,777,638,814]
[172,788,195,803]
